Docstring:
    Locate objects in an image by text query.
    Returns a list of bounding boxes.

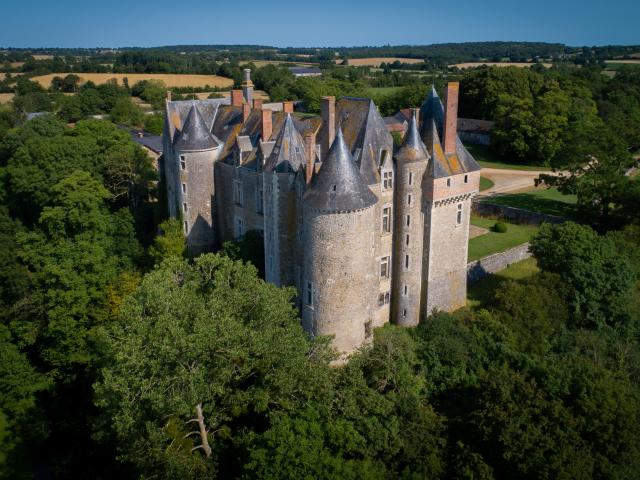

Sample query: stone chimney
[242,69,254,105]
[166,90,172,102]
[303,132,316,184]
[443,82,459,155]
[243,103,251,122]
[321,96,335,161]
[283,101,294,114]
[231,89,243,107]
[253,98,263,110]
[261,109,272,141]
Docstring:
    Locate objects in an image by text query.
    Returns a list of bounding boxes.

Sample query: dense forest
[0,43,640,477]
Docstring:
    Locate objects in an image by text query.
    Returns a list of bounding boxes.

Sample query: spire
[303,127,377,212]
[264,113,307,173]
[173,104,219,151]
[395,113,430,164]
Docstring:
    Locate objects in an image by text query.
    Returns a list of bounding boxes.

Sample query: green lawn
[465,144,551,171]
[480,176,494,191]
[482,187,577,218]
[468,216,539,261]
[467,257,539,308]
[366,86,403,96]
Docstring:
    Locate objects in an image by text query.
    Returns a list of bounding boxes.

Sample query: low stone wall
[472,201,565,225]
[467,243,532,284]
[459,131,490,146]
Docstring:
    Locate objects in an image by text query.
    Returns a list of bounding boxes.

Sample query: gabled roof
[304,127,377,212]
[394,114,429,165]
[173,104,219,151]
[264,114,307,174]
[420,86,480,178]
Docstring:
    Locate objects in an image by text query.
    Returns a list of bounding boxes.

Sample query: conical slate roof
[304,127,377,212]
[395,114,430,164]
[173,104,219,151]
[264,113,307,173]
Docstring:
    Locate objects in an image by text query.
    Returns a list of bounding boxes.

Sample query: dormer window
[383,170,393,190]
[447,178,451,187]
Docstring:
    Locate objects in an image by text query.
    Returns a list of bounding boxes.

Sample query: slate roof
[173,104,220,151]
[264,114,308,174]
[394,114,429,165]
[419,86,480,178]
[304,127,377,212]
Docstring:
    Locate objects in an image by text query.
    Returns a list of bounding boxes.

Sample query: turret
[172,104,220,254]
[392,110,429,326]
[302,128,378,357]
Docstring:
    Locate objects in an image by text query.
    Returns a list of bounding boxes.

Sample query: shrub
[493,222,508,233]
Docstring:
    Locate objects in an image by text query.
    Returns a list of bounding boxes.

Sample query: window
[234,216,244,240]
[384,292,390,304]
[407,194,412,205]
[180,155,186,170]
[408,172,413,185]
[383,170,393,190]
[182,183,187,194]
[447,178,451,187]
[378,293,385,306]
[382,206,392,233]
[464,174,468,184]
[457,204,462,225]
[364,320,372,339]
[256,187,264,214]
[183,221,188,233]
[233,180,243,206]
[403,308,407,317]
[403,285,408,296]
[406,215,411,227]
[182,202,188,213]
[405,255,409,269]
[405,234,410,246]
[380,256,390,278]
[306,281,313,306]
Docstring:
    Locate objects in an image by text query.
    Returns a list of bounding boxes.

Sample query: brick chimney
[231,89,243,107]
[443,82,459,155]
[253,98,263,110]
[261,109,272,141]
[283,101,294,114]
[303,132,316,184]
[321,96,335,161]
[243,102,251,122]
[166,90,172,102]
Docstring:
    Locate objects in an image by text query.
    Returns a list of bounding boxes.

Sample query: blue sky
[1,0,638,48]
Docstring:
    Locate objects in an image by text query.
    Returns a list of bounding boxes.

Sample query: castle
[162,70,480,355]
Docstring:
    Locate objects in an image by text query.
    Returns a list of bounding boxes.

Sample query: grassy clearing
[468,216,538,261]
[480,176,494,191]
[451,62,552,69]
[338,57,425,67]
[465,144,551,171]
[0,93,14,104]
[467,257,539,308]
[484,188,577,217]
[31,73,234,89]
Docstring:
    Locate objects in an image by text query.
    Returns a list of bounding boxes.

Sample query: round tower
[302,128,378,356]
[392,110,430,326]
[172,103,220,255]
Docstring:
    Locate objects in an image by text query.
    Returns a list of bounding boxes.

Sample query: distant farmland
[340,58,425,67]
[451,62,551,69]
[31,73,234,89]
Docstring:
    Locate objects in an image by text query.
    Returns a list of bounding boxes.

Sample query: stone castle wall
[466,242,532,284]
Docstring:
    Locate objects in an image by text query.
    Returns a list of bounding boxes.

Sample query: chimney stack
[303,132,316,184]
[253,98,263,110]
[283,101,294,114]
[261,109,272,141]
[242,68,254,105]
[231,89,243,107]
[443,82,459,155]
[243,102,251,122]
[321,96,335,161]
[166,90,172,102]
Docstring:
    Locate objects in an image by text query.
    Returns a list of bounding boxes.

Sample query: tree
[149,218,186,264]
[109,97,144,126]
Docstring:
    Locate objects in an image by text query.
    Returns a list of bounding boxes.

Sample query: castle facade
[162,70,480,355]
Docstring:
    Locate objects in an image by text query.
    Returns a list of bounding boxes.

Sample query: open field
[241,60,317,68]
[0,93,14,104]
[605,59,640,64]
[31,73,234,89]
[467,257,539,307]
[32,54,54,60]
[451,62,551,69]
[483,188,577,218]
[468,216,539,262]
[339,57,424,67]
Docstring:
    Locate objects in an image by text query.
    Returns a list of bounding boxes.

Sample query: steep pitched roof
[173,104,219,151]
[358,99,392,185]
[420,86,480,177]
[304,127,377,212]
[395,114,430,165]
[264,114,307,174]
